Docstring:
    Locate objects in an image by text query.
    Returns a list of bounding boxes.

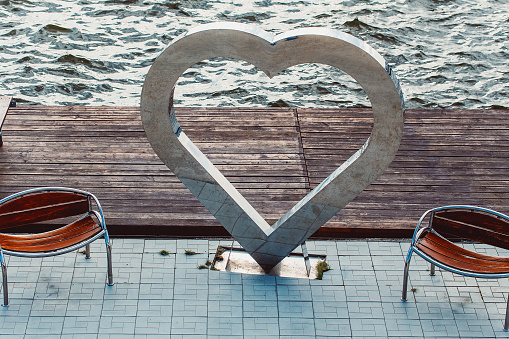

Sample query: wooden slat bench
[402,206,509,330]
[0,96,13,147]
[0,187,113,306]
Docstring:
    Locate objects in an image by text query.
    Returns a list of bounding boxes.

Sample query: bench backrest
[0,191,90,230]
[432,208,509,250]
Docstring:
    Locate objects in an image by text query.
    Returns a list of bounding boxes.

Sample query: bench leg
[85,244,91,259]
[402,248,413,301]
[505,294,509,331]
[1,258,7,307]
[106,242,113,286]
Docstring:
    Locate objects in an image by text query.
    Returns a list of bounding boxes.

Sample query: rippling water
[1,0,507,109]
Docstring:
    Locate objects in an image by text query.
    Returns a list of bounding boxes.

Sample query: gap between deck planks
[1,105,508,239]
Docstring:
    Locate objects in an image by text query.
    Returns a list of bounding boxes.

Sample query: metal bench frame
[402,205,509,330]
[0,187,113,306]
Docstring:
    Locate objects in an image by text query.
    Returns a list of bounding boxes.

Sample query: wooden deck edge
[5,224,414,239]
[108,225,414,239]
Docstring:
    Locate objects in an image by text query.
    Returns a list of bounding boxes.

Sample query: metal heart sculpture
[141,22,404,272]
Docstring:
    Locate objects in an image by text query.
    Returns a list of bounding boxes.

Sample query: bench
[0,96,14,147]
[0,187,113,306]
[402,205,509,330]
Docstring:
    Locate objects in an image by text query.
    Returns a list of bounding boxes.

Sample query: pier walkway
[1,105,508,238]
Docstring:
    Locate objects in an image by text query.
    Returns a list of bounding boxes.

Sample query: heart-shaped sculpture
[141,22,404,271]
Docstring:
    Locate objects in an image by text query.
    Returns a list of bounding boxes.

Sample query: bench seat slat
[0,216,102,252]
[0,200,90,230]
[436,210,509,235]
[432,215,509,251]
[416,233,509,274]
[0,214,97,241]
[423,231,509,262]
[0,192,87,214]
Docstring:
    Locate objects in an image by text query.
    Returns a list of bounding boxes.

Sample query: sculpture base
[213,247,326,279]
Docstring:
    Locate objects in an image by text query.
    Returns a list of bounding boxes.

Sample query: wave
[0,0,506,109]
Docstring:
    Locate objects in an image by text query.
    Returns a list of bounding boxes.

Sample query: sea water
[0,0,507,109]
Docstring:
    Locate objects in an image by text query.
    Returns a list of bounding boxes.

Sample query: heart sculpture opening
[141,22,405,271]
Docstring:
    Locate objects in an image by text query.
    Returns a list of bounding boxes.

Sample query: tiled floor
[1,238,508,338]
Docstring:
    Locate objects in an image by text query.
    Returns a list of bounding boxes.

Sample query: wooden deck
[1,105,508,238]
